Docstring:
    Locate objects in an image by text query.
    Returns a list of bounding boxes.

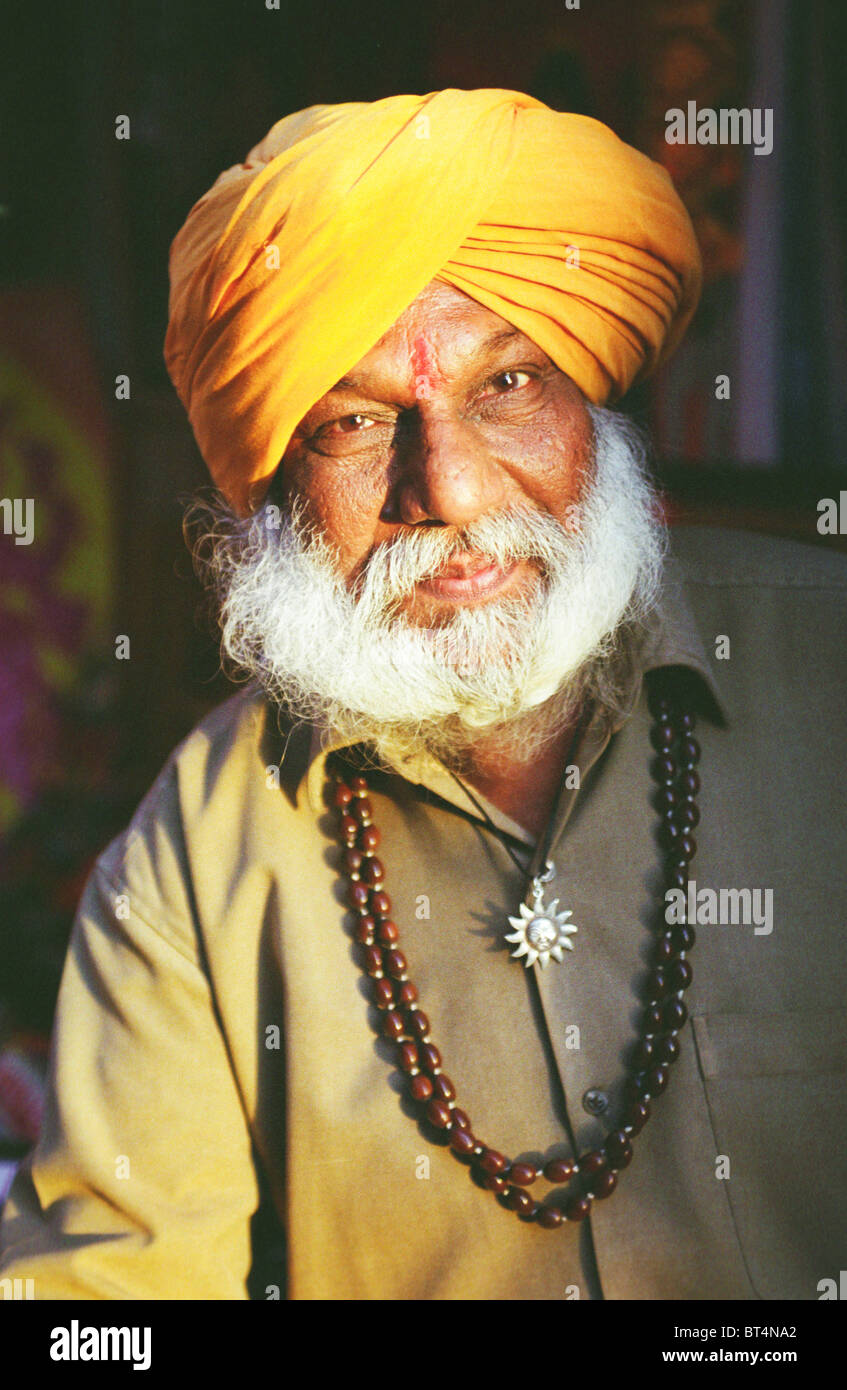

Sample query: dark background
[1,0,846,1140]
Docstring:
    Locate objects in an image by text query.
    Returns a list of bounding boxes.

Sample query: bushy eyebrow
[328,326,526,394]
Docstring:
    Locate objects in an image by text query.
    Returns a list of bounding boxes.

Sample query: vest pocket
[690,1009,847,1300]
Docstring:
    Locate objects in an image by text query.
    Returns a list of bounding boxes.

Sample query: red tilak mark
[410,334,440,399]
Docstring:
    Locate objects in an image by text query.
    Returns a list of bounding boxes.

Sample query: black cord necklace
[444,704,591,969]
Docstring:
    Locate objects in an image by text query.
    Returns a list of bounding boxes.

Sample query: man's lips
[415,555,522,601]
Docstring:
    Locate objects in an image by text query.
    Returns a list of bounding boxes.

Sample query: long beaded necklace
[329,675,700,1228]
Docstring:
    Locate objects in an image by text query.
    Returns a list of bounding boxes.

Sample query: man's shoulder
[133,684,270,813]
[95,686,297,900]
[668,523,847,591]
[145,682,308,819]
[171,682,274,774]
[663,524,847,737]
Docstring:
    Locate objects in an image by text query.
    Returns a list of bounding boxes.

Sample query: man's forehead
[329,323,531,395]
[325,276,545,399]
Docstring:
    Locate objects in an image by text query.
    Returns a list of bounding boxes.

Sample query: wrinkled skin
[279,279,594,629]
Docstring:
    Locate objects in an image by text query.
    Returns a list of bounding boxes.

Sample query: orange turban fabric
[165,89,701,515]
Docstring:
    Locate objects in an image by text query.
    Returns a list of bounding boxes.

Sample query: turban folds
[165,89,702,515]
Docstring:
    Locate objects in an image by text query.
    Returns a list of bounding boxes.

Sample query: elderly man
[1,90,846,1302]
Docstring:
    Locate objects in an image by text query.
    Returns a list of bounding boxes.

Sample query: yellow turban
[165,89,701,515]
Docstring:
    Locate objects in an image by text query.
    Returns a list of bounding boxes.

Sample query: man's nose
[388,411,509,528]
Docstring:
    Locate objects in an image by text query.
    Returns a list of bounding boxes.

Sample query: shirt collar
[275,537,730,815]
[641,549,728,716]
[614,547,729,735]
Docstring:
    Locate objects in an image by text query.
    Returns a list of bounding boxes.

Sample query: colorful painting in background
[0,290,114,834]
[0,290,116,1163]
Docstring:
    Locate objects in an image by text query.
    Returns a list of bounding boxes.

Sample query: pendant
[505,863,577,969]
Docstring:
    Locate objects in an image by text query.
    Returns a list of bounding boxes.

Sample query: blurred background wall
[1,0,846,1172]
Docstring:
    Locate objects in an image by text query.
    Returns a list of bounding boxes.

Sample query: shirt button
[582,1088,609,1116]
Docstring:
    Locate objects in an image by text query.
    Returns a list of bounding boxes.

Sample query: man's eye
[486,369,533,394]
[328,413,377,435]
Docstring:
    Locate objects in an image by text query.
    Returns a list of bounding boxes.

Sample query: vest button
[582,1087,609,1116]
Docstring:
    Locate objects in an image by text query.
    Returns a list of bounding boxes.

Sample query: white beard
[189,405,666,771]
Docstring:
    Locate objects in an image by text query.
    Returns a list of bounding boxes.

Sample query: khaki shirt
[2,526,846,1301]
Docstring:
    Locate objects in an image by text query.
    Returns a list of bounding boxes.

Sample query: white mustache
[348,503,576,617]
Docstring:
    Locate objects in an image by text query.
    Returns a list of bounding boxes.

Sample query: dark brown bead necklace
[330,678,701,1228]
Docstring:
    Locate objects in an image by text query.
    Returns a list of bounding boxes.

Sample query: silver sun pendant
[504,862,577,969]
